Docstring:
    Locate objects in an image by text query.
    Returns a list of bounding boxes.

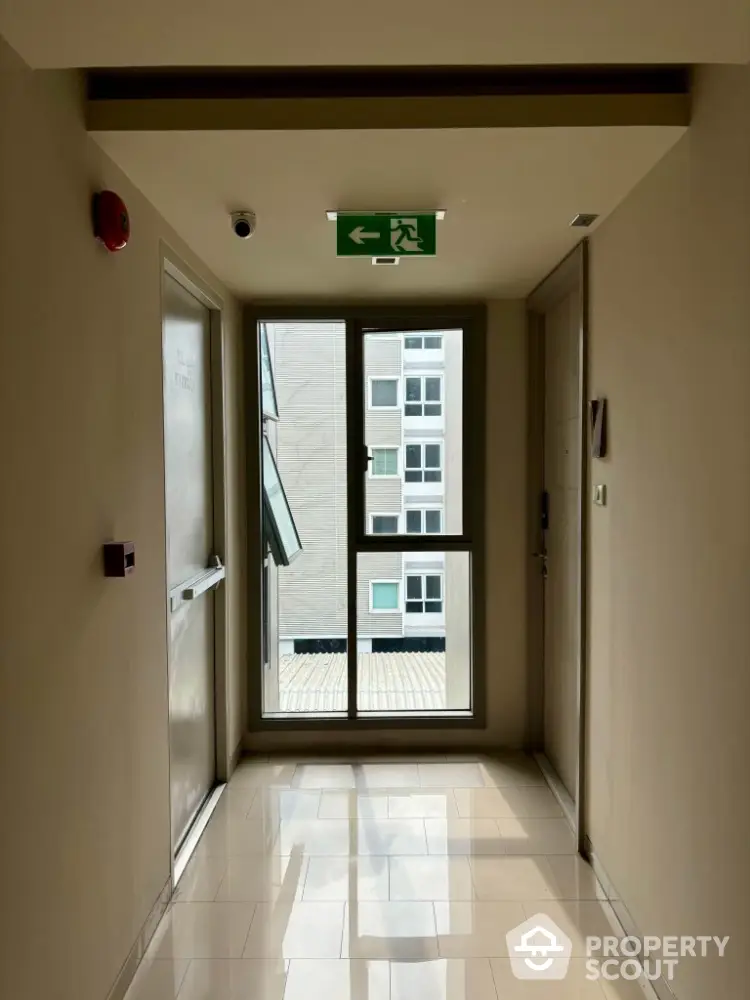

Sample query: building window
[404,443,442,482]
[405,574,443,613]
[405,509,442,534]
[371,448,399,477]
[371,581,400,612]
[405,376,442,417]
[371,514,400,534]
[404,335,443,350]
[369,378,399,409]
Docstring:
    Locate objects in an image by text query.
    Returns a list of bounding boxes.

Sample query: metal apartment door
[541,289,582,800]
[163,271,219,853]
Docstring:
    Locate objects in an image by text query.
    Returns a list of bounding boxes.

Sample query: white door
[163,271,217,853]
[542,289,582,800]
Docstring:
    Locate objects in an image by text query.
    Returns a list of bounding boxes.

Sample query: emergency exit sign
[336,212,437,257]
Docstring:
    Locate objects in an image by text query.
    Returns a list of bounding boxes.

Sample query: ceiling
[2,0,749,68]
[93,126,686,299]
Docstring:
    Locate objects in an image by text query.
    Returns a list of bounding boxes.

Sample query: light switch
[594,484,607,506]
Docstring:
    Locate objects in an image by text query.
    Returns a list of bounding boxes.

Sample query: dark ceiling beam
[85,65,691,131]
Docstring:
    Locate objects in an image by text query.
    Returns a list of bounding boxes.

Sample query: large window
[371,581,400,612]
[371,448,399,477]
[405,574,443,613]
[405,509,442,534]
[369,378,399,409]
[405,376,442,417]
[404,443,442,482]
[404,334,443,350]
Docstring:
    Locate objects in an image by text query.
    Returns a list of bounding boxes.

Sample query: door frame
[160,248,231,872]
[245,303,486,732]
[526,241,589,853]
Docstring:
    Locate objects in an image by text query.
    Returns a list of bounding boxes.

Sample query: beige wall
[587,64,750,999]
[245,299,530,749]
[0,36,244,1000]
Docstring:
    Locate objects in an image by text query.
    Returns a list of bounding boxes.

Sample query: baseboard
[534,751,576,829]
[105,877,171,1000]
[585,846,679,1000]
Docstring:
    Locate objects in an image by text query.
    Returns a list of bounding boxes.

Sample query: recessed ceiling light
[372,256,399,266]
[570,213,599,228]
[326,210,446,221]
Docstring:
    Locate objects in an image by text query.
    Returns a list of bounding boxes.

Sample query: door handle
[170,557,225,611]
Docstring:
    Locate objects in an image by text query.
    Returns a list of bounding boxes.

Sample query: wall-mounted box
[103,541,135,577]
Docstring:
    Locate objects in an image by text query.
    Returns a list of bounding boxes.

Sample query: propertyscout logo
[506,914,729,983]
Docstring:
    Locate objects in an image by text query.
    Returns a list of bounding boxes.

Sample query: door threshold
[173,784,225,887]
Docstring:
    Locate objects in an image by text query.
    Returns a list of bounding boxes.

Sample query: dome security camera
[230,211,257,239]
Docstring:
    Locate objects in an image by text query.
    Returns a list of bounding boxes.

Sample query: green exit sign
[336,212,437,257]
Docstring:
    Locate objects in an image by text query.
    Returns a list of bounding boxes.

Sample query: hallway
[127,757,638,1000]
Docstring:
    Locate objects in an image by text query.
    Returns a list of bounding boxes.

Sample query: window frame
[404,373,443,417]
[404,572,444,614]
[368,375,400,410]
[370,513,401,534]
[405,508,443,534]
[404,441,443,483]
[403,334,443,351]
[369,445,401,479]
[370,579,402,613]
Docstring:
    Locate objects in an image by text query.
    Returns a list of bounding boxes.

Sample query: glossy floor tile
[435,900,527,957]
[124,959,190,1000]
[491,957,607,998]
[342,901,438,960]
[177,959,288,1000]
[387,789,459,818]
[148,902,256,959]
[391,958,499,1000]
[426,818,506,855]
[214,854,307,902]
[284,959,390,1000]
[454,786,563,819]
[242,901,345,958]
[130,757,631,1000]
[248,789,322,821]
[498,817,577,855]
[319,791,390,820]
[468,856,561,900]
[389,855,476,901]
[303,856,390,901]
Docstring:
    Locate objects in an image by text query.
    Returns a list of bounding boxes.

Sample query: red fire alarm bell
[93,190,130,252]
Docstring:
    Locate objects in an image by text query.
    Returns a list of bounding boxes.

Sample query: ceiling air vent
[372,256,399,266]
[570,213,599,228]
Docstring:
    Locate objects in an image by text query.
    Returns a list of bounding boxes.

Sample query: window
[371,448,399,477]
[404,443,442,482]
[262,437,303,566]
[405,574,443,613]
[259,323,279,420]
[371,514,400,534]
[405,376,442,417]
[370,378,399,408]
[404,335,443,350]
[405,509,442,534]
[371,581,400,612]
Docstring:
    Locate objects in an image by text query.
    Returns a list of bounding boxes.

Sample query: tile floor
[128,756,650,1000]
